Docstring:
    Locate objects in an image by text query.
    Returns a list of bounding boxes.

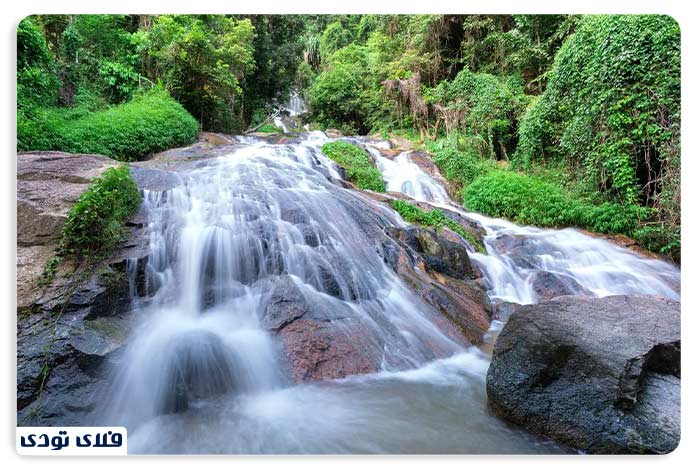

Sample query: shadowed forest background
[17,14,681,261]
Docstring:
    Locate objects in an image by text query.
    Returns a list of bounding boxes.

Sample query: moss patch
[321,141,385,192]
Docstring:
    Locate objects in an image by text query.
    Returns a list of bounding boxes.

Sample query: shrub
[256,123,283,133]
[464,170,648,236]
[308,45,377,134]
[17,17,58,108]
[321,141,385,192]
[515,15,680,211]
[61,165,141,256]
[319,21,355,61]
[18,91,199,160]
[633,224,681,263]
[428,136,497,191]
[423,69,528,158]
[464,171,579,227]
[391,199,485,253]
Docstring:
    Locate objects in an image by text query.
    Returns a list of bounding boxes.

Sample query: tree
[134,15,256,132]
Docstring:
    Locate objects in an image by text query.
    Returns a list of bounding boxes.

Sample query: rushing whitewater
[98,131,679,454]
[100,133,502,453]
[364,142,681,305]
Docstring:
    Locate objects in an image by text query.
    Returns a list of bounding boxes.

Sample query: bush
[423,69,528,158]
[464,170,647,236]
[319,21,355,61]
[428,136,497,191]
[61,165,141,256]
[18,91,199,160]
[256,123,283,133]
[515,15,680,210]
[321,141,385,192]
[633,224,681,263]
[391,200,485,253]
[17,17,58,108]
[464,171,579,227]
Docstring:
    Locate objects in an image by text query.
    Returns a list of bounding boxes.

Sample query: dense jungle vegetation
[17,14,681,261]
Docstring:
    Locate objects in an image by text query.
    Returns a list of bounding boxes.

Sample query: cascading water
[99,132,679,454]
[102,132,544,453]
[273,89,308,133]
[364,142,681,306]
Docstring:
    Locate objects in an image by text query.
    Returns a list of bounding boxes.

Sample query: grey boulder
[486,295,680,454]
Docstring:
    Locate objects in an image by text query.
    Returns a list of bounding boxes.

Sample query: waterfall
[98,133,678,454]
[272,89,308,133]
[101,133,486,453]
[364,143,681,305]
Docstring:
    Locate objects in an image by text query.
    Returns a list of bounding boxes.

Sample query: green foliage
[61,165,141,257]
[18,91,199,161]
[295,60,316,90]
[516,15,680,207]
[514,14,680,259]
[424,69,529,158]
[256,123,282,133]
[242,15,306,121]
[463,170,648,236]
[308,45,377,134]
[135,15,256,132]
[39,255,63,287]
[465,171,577,226]
[319,21,354,60]
[98,60,140,102]
[17,17,58,108]
[390,199,486,253]
[632,224,681,263]
[321,141,385,192]
[427,136,497,190]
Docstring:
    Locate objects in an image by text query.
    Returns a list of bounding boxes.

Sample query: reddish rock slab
[278,318,382,383]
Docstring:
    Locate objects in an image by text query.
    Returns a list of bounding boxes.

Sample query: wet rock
[17,152,120,310]
[130,166,184,192]
[489,234,534,257]
[529,271,590,301]
[487,295,680,454]
[262,275,385,382]
[17,305,133,425]
[377,147,401,159]
[407,151,440,178]
[492,301,522,322]
[389,135,414,151]
[263,275,308,332]
[280,205,309,225]
[411,227,475,281]
[278,317,382,382]
[384,227,492,345]
[199,132,237,146]
[17,151,155,425]
[159,330,237,415]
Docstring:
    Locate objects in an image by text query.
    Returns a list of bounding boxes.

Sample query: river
[96,131,680,454]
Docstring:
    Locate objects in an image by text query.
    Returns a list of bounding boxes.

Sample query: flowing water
[99,130,680,454]
[273,90,308,133]
[366,142,680,305]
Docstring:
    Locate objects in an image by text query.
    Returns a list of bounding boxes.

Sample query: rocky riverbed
[16,132,681,454]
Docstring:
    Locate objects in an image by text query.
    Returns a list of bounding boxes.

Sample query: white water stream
[366,142,680,306]
[98,129,679,454]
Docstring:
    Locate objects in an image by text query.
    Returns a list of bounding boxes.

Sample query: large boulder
[487,295,680,454]
[16,151,153,426]
[263,275,384,382]
[17,152,120,311]
[384,226,492,345]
